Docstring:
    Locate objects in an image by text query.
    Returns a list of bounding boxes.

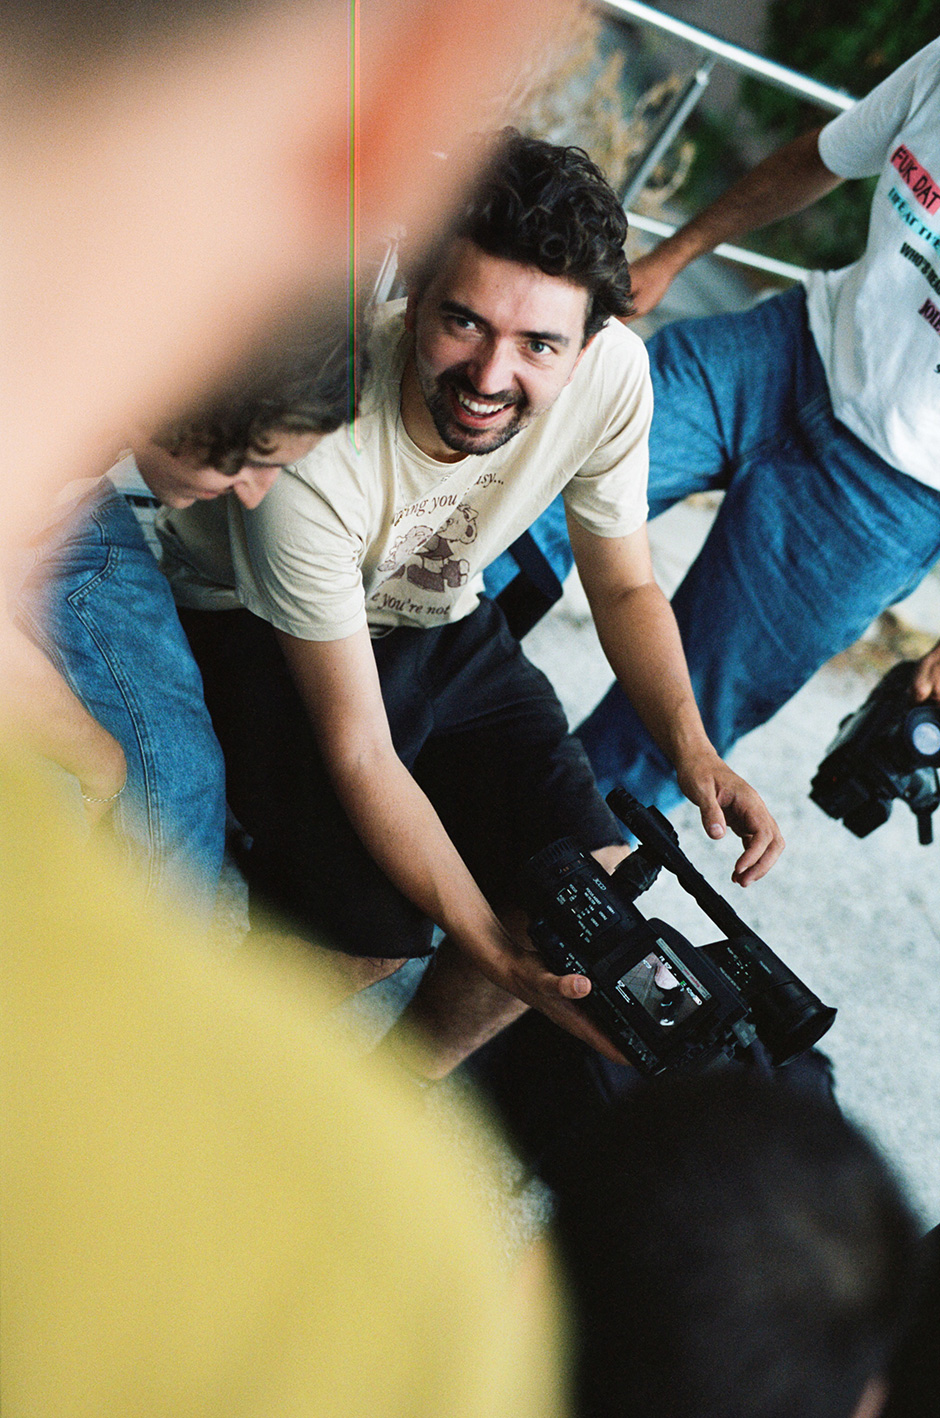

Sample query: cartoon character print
[404,504,478,593]
[378,525,434,580]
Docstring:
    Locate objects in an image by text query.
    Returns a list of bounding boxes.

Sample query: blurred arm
[626,127,842,318]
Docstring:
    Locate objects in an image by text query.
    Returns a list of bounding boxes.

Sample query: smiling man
[165,129,783,1072]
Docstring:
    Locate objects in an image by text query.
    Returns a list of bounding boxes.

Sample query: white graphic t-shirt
[806,36,940,488]
[159,301,652,639]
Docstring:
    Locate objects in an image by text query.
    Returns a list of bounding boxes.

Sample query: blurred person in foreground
[161,128,782,1084]
[552,1072,920,1418]
[0,0,567,545]
[0,0,572,1413]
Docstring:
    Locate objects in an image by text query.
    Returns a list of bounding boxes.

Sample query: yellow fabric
[0,752,567,1418]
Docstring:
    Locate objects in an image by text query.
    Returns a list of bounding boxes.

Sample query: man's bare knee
[336,953,409,994]
[591,841,632,875]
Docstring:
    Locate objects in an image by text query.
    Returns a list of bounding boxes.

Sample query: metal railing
[600,0,857,282]
[371,4,860,304]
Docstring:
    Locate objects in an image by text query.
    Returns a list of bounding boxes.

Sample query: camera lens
[907,707,940,761]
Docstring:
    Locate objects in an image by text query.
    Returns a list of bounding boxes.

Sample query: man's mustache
[441,369,521,408]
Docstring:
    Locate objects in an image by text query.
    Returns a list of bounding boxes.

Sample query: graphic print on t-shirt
[380,504,479,595]
[898,241,940,345]
[891,143,940,215]
[883,144,940,362]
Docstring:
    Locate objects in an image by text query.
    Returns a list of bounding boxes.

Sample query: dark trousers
[181,597,621,957]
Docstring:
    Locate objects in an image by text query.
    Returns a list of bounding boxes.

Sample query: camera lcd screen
[615,950,705,1030]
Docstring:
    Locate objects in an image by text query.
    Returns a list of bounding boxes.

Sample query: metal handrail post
[620,54,716,207]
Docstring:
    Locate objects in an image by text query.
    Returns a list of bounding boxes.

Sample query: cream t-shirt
[159,301,651,638]
[806,36,940,488]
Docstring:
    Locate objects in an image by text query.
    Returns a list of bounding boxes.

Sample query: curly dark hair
[153,303,369,475]
[410,128,633,341]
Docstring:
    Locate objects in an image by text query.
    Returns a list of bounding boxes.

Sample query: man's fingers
[687,766,783,867]
[557,971,591,999]
[696,792,726,841]
[538,993,628,1065]
[911,644,940,702]
[730,820,786,886]
[707,773,785,885]
[508,954,627,1064]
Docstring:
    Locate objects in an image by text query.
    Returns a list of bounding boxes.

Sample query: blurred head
[551,1073,919,1418]
[135,306,365,507]
[1,0,568,541]
[132,431,315,510]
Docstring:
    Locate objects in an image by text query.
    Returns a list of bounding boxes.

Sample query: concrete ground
[519,497,940,1226]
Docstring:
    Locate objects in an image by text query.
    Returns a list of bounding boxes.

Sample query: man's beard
[420,366,531,456]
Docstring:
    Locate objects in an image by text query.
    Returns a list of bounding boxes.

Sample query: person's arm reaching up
[626,127,842,319]
[567,513,784,884]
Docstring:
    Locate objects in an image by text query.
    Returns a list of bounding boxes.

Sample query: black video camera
[522,789,836,1077]
[810,661,940,845]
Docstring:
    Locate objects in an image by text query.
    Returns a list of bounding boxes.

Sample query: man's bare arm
[627,127,842,319]
[567,514,784,884]
[275,625,629,1061]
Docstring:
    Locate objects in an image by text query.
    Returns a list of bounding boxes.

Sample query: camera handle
[606,789,837,1064]
[607,788,756,943]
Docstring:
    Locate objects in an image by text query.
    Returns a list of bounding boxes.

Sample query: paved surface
[521,497,940,1225]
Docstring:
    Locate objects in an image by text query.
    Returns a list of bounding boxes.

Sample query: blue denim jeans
[15,482,226,923]
[577,285,940,810]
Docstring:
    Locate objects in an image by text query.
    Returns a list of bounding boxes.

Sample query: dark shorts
[180,596,622,957]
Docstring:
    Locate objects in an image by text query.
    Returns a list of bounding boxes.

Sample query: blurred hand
[79,744,127,829]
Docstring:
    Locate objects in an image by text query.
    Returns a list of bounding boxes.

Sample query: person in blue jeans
[13,323,358,924]
[490,40,940,813]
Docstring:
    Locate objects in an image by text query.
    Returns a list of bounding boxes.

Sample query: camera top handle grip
[607,788,757,943]
[606,789,837,1064]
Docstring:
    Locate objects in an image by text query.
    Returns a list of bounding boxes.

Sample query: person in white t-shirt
[162,129,782,1078]
[565,37,940,815]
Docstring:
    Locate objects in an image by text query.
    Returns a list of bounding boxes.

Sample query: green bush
[747,0,937,137]
[738,0,937,269]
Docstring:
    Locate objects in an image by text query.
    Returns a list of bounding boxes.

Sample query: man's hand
[621,245,685,321]
[498,930,629,1067]
[676,752,785,886]
[911,639,940,702]
[568,518,785,887]
[619,127,839,324]
[78,743,128,828]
